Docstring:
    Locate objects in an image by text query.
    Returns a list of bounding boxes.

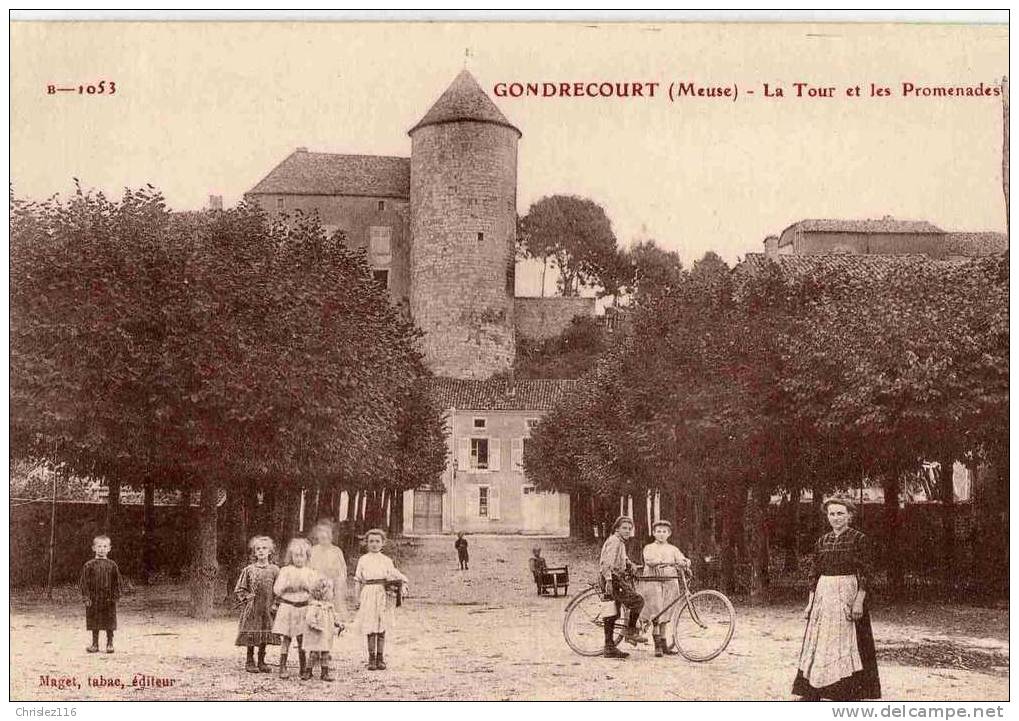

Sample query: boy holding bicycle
[599,516,646,659]
[640,520,691,657]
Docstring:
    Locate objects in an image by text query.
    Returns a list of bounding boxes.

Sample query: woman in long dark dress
[793,498,882,700]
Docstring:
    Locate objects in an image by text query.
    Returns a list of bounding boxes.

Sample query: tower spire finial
[464,47,472,70]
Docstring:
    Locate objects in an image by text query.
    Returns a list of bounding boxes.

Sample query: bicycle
[562,565,735,661]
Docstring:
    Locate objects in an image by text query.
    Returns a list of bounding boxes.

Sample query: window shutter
[511,438,524,471]
[470,485,481,517]
[488,438,501,472]
[490,484,501,520]
[458,437,471,470]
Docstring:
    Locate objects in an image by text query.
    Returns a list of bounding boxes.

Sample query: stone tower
[408,70,521,379]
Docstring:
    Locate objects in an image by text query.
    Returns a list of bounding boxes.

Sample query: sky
[9,21,1009,297]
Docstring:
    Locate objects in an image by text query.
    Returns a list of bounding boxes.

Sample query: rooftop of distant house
[782,217,945,235]
[247,149,411,198]
[426,377,577,412]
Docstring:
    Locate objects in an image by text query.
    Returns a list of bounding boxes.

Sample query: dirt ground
[10,536,1009,701]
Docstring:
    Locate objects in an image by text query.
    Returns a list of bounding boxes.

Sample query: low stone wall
[514,297,595,341]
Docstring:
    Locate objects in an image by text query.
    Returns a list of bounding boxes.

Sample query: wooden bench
[536,566,569,597]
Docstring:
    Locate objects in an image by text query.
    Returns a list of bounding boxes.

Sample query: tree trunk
[746,486,770,603]
[632,489,649,544]
[243,480,259,538]
[719,487,740,596]
[142,480,156,584]
[105,476,121,539]
[939,456,956,594]
[223,486,247,599]
[270,485,284,545]
[285,486,301,540]
[882,473,904,599]
[784,491,800,573]
[188,478,220,619]
[179,482,196,579]
[391,488,405,537]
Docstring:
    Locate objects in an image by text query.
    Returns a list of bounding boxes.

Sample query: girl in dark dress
[234,536,280,672]
[793,498,882,700]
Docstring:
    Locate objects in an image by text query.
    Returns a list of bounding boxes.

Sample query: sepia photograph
[7,11,1010,707]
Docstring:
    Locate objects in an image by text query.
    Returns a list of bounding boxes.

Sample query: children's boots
[256,646,271,673]
[367,634,378,670]
[278,652,290,679]
[245,647,258,672]
[321,653,334,682]
[376,634,387,670]
[298,650,312,680]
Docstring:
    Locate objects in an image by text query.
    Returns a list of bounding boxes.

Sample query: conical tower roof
[409,69,521,137]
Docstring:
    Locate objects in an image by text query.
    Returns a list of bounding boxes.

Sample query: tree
[607,239,684,306]
[10,188,448,616]
[518,195,619,296]
[527,249,1007,600]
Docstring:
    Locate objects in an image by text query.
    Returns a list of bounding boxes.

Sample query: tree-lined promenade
[525,251,1009,601]
[10,187,448,616]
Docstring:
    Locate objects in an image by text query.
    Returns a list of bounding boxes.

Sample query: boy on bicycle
[599,515,646,659]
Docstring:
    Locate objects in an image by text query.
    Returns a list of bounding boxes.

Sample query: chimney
[208,194,223,211]
[296,146,308,153]
[506,368,516,397]
[763,235,779,257]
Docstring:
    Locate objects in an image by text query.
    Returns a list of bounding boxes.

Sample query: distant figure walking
[455,532,470,570]
[793,498,882,701]
[80,534,121,654]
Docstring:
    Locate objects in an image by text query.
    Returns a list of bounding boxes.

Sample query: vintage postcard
[8,14,1009,707]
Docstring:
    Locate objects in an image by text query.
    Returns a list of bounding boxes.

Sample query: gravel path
[10,536,1008,701]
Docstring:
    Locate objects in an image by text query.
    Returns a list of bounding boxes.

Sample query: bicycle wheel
[671,590,735,661]
[563,587,623,657]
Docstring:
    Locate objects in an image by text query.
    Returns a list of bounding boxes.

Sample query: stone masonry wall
[513,297,596,341]
[410,121,518,379]
[246,193,411,304]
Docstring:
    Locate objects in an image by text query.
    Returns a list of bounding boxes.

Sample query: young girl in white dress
[272,537,320,679]
[308,520,348,620]
[352,528,409,671]
[640,520,692,657]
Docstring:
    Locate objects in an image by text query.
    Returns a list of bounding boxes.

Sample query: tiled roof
[426,377,577,411]
[737,252,942,281]
[409,70,520,136]
[787,218,944,235]
[247,150,410,198]
[941,232,1008,256]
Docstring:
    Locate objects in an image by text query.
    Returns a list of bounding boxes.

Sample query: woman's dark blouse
[810,527,873,592]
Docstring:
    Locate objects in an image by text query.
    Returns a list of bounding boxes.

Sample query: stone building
[763,217,1007,260]
[403,378,575,535]
[245,70,589,535]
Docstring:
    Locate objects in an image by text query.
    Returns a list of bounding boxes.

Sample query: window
[473,417,487,429]
[478,486,489,517]
[276,197,285,211]
[369,226,392,264]
[477,232,485,242]
[526,418,540,431]
[377,200,385,211]
[470,438,489,470]
[372,269,389,288]
[512,437,525,471]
